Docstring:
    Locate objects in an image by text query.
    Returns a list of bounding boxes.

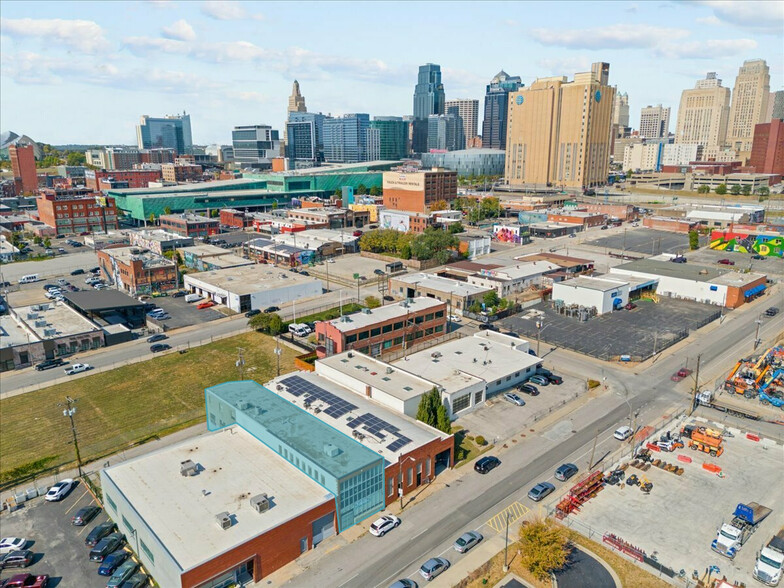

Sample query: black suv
[518,383,539,396]
[766,307,779,317]
[85,521,118,547]
[474,456,500,474]
[35,358,66,371]
[90,533,125,562]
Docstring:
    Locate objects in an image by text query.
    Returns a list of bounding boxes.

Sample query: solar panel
[280,375,358,419]
[346,413,412,452]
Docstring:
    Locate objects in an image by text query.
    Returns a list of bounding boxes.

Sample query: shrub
[516,518,570,581]
[475,435,487,446]
[587,379,600,389]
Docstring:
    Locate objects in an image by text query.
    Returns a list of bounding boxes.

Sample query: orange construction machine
[681,424,724,457]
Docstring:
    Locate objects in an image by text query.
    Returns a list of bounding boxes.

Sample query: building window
[435,310,444,318]
[426,458,431,477]
[425,313,434,322]
[506,375,511,381]
[435,325,443,333]
[106,494,117,512]
[388,477,395,497]
[121,515,134,533]
[300,538,308,554]
[453,393,471,413]
[140,539,154,564]
[345,334,357,344]
[393,321,404,331]
[474,390,483,405]
[358,331,369,340]
[370,327,381,337]
[383,340,393,349]
[406,467,413,486]
[414,316,424,324]
[382,324,393,334]
[394,336,403,345]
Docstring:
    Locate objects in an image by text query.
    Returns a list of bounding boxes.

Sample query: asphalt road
[554,546,615,588]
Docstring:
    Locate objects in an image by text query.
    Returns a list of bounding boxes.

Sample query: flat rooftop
[317,351,436,402]
[516,252,594,266]
[477,262,561,281]
[391,273,490,297]
[612,258,727,282]
[267,371,443,465]
[184,265,321,295]
[178,244,232,258]
[198,254,254,269]
[64,289,144,311]
[15,302,101,339]
[103,247,176,269]
[102,427,331,572]
[323,297,445,333]
[0,314,36,348]
[395,331,539,394]
[130,229,191,242]
[529,222,582,229]
[710,271,767,287]
[556,275,630,292]
[107,178,261,196]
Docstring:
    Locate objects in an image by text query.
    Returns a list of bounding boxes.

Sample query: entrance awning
[744,284,766,297]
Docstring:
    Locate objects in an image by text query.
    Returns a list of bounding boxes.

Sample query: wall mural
[710,230,783,258]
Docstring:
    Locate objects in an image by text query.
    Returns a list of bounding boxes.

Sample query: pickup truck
[712,502,772,559]
[755,528,784,586]
[64,363,92,375]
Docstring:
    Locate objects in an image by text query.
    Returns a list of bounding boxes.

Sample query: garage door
[312,512,335,546]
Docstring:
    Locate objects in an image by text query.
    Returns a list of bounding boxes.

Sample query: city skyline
[1,0,782,145]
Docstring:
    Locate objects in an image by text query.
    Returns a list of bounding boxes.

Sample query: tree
[688,230,699,251]
[210,209,219,218]
[516,518,570,581]
[148,213,156,224]
[430,199,448,212]
[468,300,482,313]
[730,184,741,195]
[248,312,283,335]
[163,206,172,215]
[369,185,381,197]
[43,238,51,249]
[697,185,711,194]
[66,152,86,166]
[447,222,465,234]
[364,296,381,309]
[756,186,770,197]
[741,185,751,196]
[334,188,342,197]
[483,290,500,308]
[356,183,368,195]
[415,388,451,433]
[33,235,42,245]
[715,183,727,195]
[271,200,279,210]
[410,227,458,264]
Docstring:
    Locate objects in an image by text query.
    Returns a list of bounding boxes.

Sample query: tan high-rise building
[445,98,479,142]
[674,72,730,150]
[288,80,307,113]
[505,63,615,190]
[613,92,630,127]
[727,59,770,158]
[639,104,671,139]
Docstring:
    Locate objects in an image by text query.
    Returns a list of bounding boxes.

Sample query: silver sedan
[453,530,483,553]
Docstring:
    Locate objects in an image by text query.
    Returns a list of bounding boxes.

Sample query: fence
[382,330,466,362]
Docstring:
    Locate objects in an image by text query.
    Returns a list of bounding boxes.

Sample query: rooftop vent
[385,367,393,374]
[362,308,372,314]
[250,493,270,514]
[399,301,408,308]
[43,328,57,337]
[238,401,252,410]
[34,319,47,327]
[347,351,354,358]
[215,512,232,530]
[323,443,341,458]
[430,352,442,359]
[27,312,38,320]
[180,459,199,477]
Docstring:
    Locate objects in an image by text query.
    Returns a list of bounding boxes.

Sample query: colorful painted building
[710,225,783,258]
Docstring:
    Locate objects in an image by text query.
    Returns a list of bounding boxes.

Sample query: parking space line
[486,501,529,533]
[64,489,90,514]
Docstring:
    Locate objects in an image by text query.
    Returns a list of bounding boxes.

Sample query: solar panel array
[348,413,412,453]
[280,375,358,419]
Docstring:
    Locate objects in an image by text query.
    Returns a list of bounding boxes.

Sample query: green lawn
[0,331,298,485]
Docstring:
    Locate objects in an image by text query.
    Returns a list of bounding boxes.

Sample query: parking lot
[500,299,721,361]
[0,480,132,587]
[573,418,784,586]
[305,253,401,290]
[686,247,784,278]
[147,294,224,329]
[586,228,708,256]
[457,371,585,443]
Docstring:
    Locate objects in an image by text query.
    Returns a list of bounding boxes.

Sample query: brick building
[749,119,784,175]
[220,208,254,229]
[159,213,220,237]
[286,207,369,229]
[9,144,38,195]
[36,188,119,234]
[96,246,178,295]
[547,211,605,228]
[161,163,203,183]
[84,169,162,192]
[382,168,457,213]
[315,297,447,357]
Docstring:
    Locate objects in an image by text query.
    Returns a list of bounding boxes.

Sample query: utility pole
[236,347,245,380]
[59,396,83,477]
[690,354,702,415]
[588,429,599,470]
[503,510,511,572]
[274,338,281,377]
[753,314,763,350]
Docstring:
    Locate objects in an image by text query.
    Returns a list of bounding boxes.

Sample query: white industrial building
[467,261,561,297]
[183,266,323,313]
[552,275,631,315]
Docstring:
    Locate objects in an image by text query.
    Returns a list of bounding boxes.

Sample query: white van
[19,274,39,284]
[184,293,202,303]
[288,323,311,337]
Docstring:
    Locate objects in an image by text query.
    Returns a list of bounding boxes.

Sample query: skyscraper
[482,70,523,150]
[136,113,193,155]
[9,144,37,194]
[427,113,461,152]
[772,91,784,121]
[367,117,409,160]
[232,125,281,169]
[286,112,326,169]
[613,92,630,127]
[288,80,307,114]
[323,114,370,163]
[674,72,731,149]
[639,105,671,139]
[505,63,615,190]
[445,99,479,144]
[727,59,770,156]
[412,63,445,153]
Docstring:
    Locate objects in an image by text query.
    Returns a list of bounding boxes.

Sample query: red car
[196,301,215,309]
[3,574,49,588]
[670,368,693,382]
[718,259,735,265]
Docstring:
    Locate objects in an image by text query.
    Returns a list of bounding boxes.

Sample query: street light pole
[59,396,83,477]
[503,510,511,572]
[398,454,415,509]
[753,314,763,350]
[274,338,281,377]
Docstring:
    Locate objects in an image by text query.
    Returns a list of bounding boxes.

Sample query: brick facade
[36,188,119,234]
[85,169,162,191]
[159,214,220,237]
[9,144,37,195]
[383,436,454,506]
[749,119,784,175]
[383,169,457,213]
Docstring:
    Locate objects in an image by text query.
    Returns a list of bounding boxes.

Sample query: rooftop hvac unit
[43,328,57,337]
[347,351,354,358]
[34,319,47,327]
[323,443,341,458]
[27,312,39,320]
[362,308,372,314]
[399,301,408,308]
[180,459,199,477]
[430,352,442,359]
[237,401,251,410]
[215,512,232,530]
[250,493,270,514]
[385,367,393,374]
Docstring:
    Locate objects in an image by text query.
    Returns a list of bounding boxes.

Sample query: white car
[369,514,400,537]
[613,425,633,441]
[64,363,91,375]
[0,537,27,554]
[44,478,75,501]
[448,314,462,323]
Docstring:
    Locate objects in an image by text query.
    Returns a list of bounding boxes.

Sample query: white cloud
[693,1,784,34]
[201,1,264,21]
[124,36,191,54]
[537,56,593,75]
[655,38,758,59]
[529,25,690,50]
[695,14,721,25]
[0,18,110,53]
[162,19,196,42]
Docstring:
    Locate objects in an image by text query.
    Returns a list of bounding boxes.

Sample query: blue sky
[1,0,782,145]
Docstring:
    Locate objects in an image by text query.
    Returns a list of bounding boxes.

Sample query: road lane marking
[64,489,90,514]
[486,501,529,533]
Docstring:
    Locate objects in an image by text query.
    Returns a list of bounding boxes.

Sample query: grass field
[0,331,298,485]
